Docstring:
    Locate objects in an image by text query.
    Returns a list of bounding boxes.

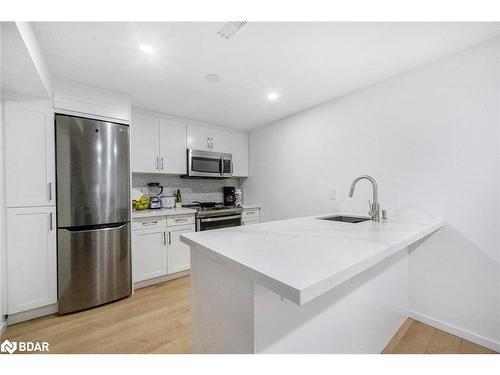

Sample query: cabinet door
[5,102,55,207]
[230,132,249,177]
[210,128,231,153]
[159,119,187,174]
[187,124,210,151]
[131,112,160,173]
[167,225,195,274]
[7,206,57,314]
[133,229,168,282]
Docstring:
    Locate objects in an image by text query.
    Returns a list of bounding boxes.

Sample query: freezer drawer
[57,223,131,314]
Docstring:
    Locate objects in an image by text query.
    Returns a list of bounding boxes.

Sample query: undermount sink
[318,215,370,223]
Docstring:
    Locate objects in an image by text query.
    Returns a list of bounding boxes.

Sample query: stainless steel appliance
[186,149,232,178]
[160,195,175,209]
[223,186,236,206]
[147,182,163,209]
[55,114,131,314]
[185,202,243,231]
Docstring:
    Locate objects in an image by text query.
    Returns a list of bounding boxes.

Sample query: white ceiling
[33,22,500,130]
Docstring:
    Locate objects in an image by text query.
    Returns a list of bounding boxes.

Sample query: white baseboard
[133,269,190,290]
[7,304,58,326]
[409,310,500,353]
[0,318,7,337]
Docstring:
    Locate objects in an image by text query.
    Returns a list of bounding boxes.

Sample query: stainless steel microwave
[186,149,233,178]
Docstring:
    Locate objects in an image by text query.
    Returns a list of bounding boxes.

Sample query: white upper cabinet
[5,102,55,207]
[131,113,160,173]
[187,124,211,151]
[230,132,249,177]
[54,79,131,123]
[7,206,57,314]
[210,128,231,153]
[159,119,187,174]
[131,111,187,174]
[131,109,248,176]
[187,124,230,153]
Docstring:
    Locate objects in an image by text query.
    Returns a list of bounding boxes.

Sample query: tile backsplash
[132,173,242,204]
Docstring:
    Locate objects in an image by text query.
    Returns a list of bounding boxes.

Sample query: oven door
[197,214,242,231]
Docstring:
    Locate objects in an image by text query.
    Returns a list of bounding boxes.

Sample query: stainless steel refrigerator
[55,114,131,314]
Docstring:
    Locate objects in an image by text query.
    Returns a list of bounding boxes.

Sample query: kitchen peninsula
[181,214,444,353]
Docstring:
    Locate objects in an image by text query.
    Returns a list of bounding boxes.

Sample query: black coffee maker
[223,187,236,207]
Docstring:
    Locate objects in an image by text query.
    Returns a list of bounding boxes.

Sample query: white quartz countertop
[181,213,444,305]
[132,207,197,219]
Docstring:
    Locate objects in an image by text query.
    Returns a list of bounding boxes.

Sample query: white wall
[14,22,52,98]
[244,39,500,350]
[0,22,6,334]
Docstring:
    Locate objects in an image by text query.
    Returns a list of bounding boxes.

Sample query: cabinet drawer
[132,217,166,231]
[167,215,195,227]
[242,209,260,219]
[242,219,259,226]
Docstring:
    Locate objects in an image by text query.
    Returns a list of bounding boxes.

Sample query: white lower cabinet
[132,218,168,282]
[7,206,57,314]
[167,225,193,274]
[132,214,195,286]
[242,207,260,226]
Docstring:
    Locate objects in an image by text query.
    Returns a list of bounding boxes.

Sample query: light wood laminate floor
[2,276,496,354]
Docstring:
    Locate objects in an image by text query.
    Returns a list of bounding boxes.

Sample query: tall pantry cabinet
[4,102,57,316]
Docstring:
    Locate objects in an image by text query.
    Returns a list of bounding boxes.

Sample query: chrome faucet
[349,175,381,222]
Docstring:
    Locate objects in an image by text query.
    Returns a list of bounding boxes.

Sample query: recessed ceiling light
[267,92,279,101]
[206,74,221,83]
[139,44,154,54]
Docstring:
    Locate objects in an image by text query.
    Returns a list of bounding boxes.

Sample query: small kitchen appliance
[160,195,175,209]
[223,186,236,206]
[147,182,163,209]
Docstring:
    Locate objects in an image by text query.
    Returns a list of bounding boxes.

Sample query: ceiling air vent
[217,22,247,39]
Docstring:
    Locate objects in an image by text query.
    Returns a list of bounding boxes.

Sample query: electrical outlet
[329,189,336,200]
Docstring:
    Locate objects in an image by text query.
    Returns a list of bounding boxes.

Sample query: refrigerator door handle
[63,223,128,233]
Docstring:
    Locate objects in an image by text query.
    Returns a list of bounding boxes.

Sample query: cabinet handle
[175,218,188,223]
[163,232,166,245]
[207,137,211,149]
[161,157,164,170]
[155,157,158,171]
[48,182,52,202]
[168,232,172,245]
[210,137,214,149]
[49,212,53,231]
[142,220,158,226]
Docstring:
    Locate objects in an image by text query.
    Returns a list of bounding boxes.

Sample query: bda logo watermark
[0,340,17,354]
[1,339,49,354]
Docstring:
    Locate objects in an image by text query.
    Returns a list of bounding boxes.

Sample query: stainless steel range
[184,202,243,231]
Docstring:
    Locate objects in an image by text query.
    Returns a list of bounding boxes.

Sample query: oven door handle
[199,215,242,223]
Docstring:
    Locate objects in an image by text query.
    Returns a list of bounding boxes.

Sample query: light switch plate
[329,189,336,200]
